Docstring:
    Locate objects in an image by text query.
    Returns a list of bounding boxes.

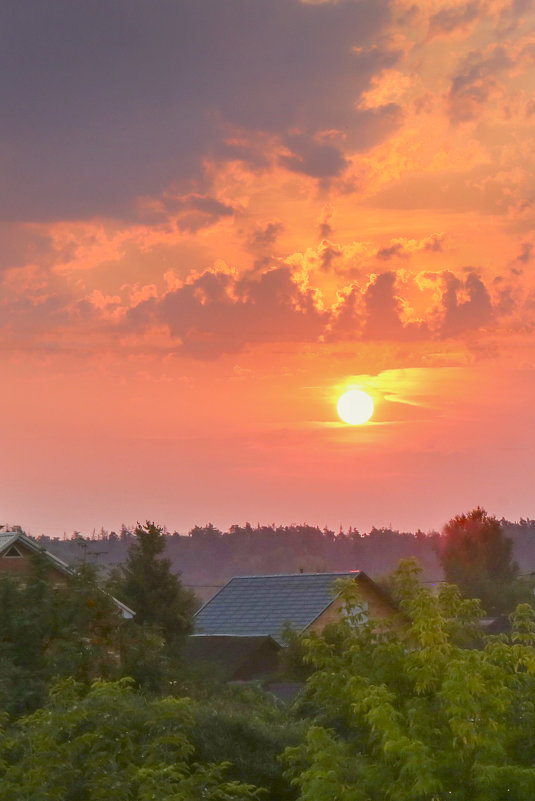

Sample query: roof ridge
[229,571,361,579]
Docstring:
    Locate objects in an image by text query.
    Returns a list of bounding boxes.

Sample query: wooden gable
[0,530,135,618]
[306,573,401,635]
[0,532,71,583]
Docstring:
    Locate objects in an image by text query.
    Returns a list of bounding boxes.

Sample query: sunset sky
[2,0,535,536]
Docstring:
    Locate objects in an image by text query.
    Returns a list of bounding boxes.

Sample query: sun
[337,390,374,425]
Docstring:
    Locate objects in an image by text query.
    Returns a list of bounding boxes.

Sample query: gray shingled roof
[194,572,362,643]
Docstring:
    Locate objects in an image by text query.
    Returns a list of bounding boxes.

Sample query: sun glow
[337,390,374,425]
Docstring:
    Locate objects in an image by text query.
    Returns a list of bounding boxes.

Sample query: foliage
[0,559,169,715]
[278,625,313,682]
[0,678,261,800]
[439,507,521,613]
[116,619,168,694]
[110,521,196,651]
[186,685,304,801]
[0,561,127,715]
[284,559,535,801]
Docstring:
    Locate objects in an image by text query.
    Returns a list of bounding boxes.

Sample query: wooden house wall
[0,544,68,584]
[306,578,399,635]
[233,638,281,681]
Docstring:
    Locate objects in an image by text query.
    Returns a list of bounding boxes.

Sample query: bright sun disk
[337,390,374,425]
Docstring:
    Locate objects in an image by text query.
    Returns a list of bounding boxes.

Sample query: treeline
[37,523,444,601]
[31,517,535,603]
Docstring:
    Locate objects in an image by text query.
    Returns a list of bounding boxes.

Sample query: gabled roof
[194,571,365,643]
[0,529,135,619]
[0,530,73,576]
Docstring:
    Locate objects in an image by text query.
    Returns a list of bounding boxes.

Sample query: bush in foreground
[0,678,260,800]
[285,559,535,800]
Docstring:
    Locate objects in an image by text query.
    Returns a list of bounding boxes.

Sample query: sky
[2,0,535,537]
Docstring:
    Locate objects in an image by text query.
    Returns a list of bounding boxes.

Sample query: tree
[0,678,260,800]
[186,686,303,801]
[113,521,196,650]
[0,559,133,716]
[439,507,519,613]
[284,560,535,801]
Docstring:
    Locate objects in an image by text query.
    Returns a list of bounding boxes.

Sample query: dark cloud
[427,1,481,38]
[318,206,334,240]
[0,224,53,271]
[168,195,235,233]
[0,0,393,222]
[423,234,445,253]
[447,45,512,122]
[516,242,533,264]
[396,4,420,26]
[140,193,235,231]
[440,271,493,336]
[363,272,424,339]
[0,287,71,337]
[492,275,517,315]
[497,0,535,32]
[320,243,343,272]
[329,282,363,338]
[509,0,535,10]
[376,234,445,260]
[0,260,509,355]
[280,136,349,179]
[215,137,272,171]
[376,242,408,261]
[280,104,403,181]
[248,221,284,250]
[330,271,428,341]
[123,267,493,357]
[128,266,326,359]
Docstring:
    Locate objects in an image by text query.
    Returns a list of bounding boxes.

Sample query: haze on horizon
[2,0,535,537]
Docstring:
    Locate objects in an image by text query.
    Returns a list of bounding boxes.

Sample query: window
[3,545,22,558]
[341,599,368,625]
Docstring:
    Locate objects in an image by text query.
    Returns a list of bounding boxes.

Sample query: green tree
[187,686,303,801]
[439,507,520,613]
[0,678,260,800]
[0,560,128,716]
[0,556,169,714]
[113,521,196,650]
[284,560,535,801]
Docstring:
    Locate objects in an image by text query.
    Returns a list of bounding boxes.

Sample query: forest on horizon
[23,516,535,604]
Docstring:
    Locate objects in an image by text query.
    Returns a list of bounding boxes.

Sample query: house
[183,634,281,682]
[0,528,135,619]
[193,570,398,645]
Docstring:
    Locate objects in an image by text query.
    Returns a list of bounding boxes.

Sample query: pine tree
[117,522,196,649]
